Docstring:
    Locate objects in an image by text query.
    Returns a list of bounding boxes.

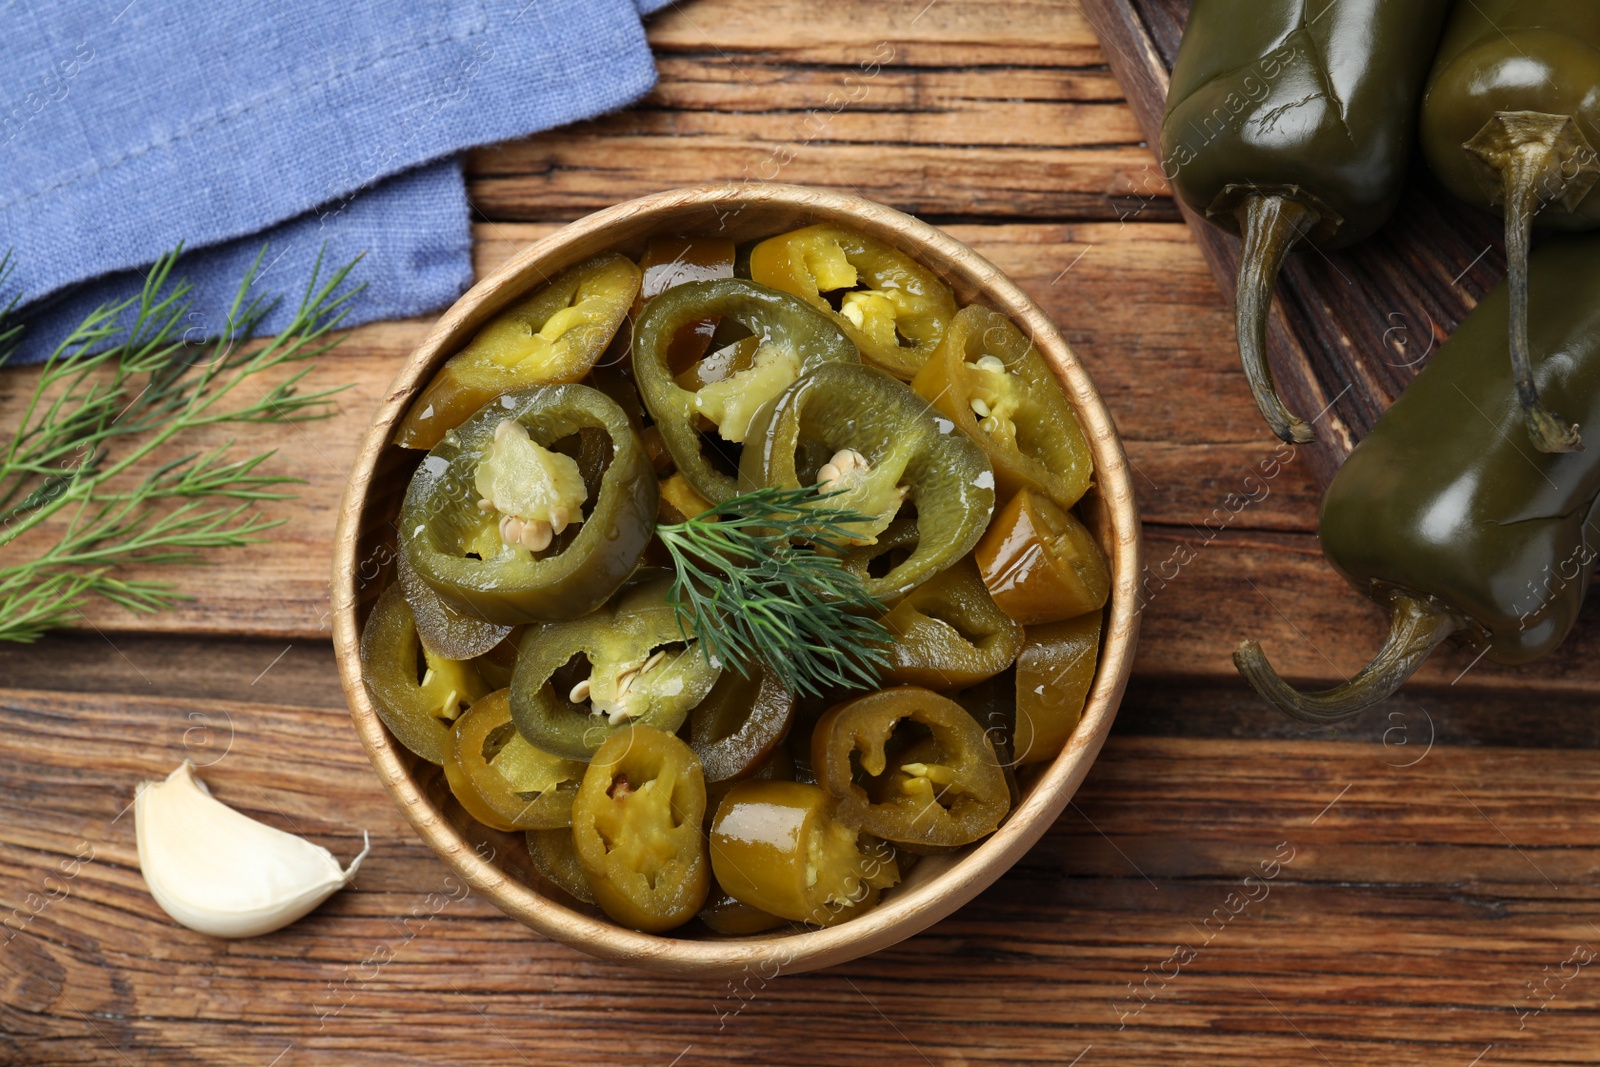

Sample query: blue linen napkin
[2,0,667,363]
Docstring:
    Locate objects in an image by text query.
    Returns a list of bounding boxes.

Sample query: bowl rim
[331,182,1143,976]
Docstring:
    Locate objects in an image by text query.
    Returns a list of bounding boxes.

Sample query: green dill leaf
[654,485,894,697]
[0,244,363,642]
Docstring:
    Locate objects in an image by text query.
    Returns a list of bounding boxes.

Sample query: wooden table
[5,3,1599,1063]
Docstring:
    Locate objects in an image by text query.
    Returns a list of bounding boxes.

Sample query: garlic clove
[135,762,369,939]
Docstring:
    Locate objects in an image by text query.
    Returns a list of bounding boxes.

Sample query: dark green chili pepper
[1160,0,1450,444]
[1420,2,1600,453]
[1234,234,1600,722]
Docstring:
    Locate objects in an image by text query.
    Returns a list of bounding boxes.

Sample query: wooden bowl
[331,183,1142,977]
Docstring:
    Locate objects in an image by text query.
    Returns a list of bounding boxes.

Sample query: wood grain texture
[5,0,1599,1058]
[3,687,1598,1066]
[1078,0,1509,487]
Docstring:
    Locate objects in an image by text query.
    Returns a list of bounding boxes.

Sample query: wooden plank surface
[5,1,1599,1063]
[4,687,1599,1066]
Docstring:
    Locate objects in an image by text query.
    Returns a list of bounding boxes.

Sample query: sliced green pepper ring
[953,671,1023,807]
[525,828,596,906]
[689,665,796,783]
[698,891,789,936]
[974,487,1110,626]
[709,780,900,926]
[740,361,995,601]
[880,557,1022,691]
[471,626,525,691]
[748,223,959,380]
[396,253,641,450]
[444,689,586,832]
[1014,611,1101,765]
[839,518,920,596]
[399,383,657,626]
[509,579,721,761]
[571,725,710,933]
[397,549,512,660]
[911,305,1094,509]
[812,686,1010,852]
[633,278,859,503]
[359,583,491,764]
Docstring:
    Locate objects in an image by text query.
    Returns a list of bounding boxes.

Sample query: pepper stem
[1232,593,1464,724]
[1233,194,1321,445]
[1464,111,1600,454]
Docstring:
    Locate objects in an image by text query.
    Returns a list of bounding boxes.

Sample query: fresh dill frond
[0,245,363,642]
[655,485,894,697]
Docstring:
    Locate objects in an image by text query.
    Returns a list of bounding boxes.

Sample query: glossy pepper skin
[698,892,788,936]
[509,580,722,760]
[709,780,899,926]
[1160,0,1450,443]
[740,362,995,602]
[632,235,737,317]
[749,224,959,380]
[525,828,596,906]
[688,665,795,783]
[812,687,1010,851]
[879,557,1022,691]
[1236,235,1600,722]
[1420,2,1600,453]
[359,583,491,764]
[571,725,710,933]
[632,278,859,504]
[396,550,511,661]
[1014,613,1101,765]
[396,253,640,450]
[443,689,585,832]
[974,488,1110,626]
[399,384,657,626]
[911,305,1093,509]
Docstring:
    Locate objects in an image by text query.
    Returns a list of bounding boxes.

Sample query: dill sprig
[655,485,894,697]
[0,245,363,642]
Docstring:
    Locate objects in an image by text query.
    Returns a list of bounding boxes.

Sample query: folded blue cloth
[2,0,664,363]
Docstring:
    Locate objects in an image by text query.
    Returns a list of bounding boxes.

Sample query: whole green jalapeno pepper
[1160,0,1451,444]
[1420,1,1600,453]
[399,383,657,626]
[632,278,859,504]
[739,361,995,601]
[1235,234,1600,722]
